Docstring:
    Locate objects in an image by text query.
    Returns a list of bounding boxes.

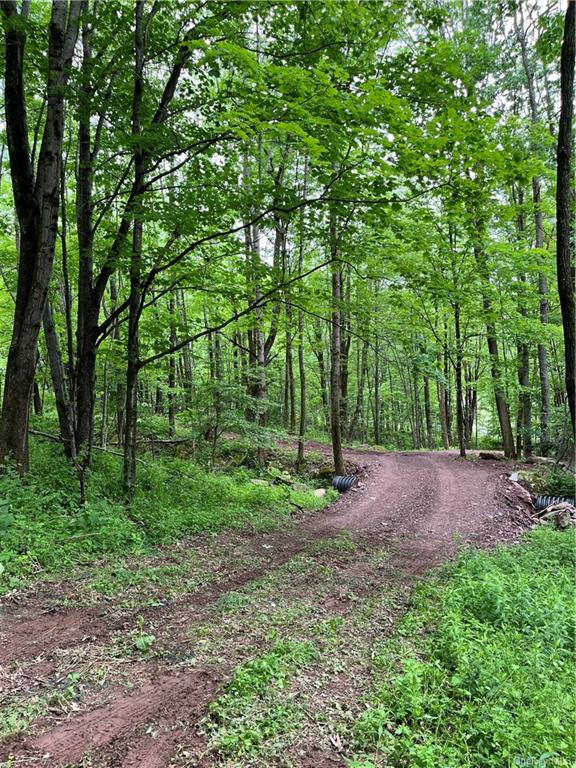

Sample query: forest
[0,1,575,767]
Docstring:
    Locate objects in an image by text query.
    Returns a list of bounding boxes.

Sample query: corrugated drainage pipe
[332,475,358,492]
[535,495,576,511]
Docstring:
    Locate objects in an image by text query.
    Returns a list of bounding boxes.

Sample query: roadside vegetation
[192,527,575,768]
[0,436,333,594]
[349,526,575,768]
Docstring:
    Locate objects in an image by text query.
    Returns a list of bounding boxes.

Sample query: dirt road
[0,448,531,767]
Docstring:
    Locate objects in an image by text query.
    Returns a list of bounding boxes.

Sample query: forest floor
[0,445,533,768]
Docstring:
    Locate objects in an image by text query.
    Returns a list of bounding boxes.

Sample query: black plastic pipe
[332,475,358,492]
[535,495,576,511]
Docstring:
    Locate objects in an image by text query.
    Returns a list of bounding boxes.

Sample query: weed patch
[350,527,576,767]
[206,639,317,757]
[0,699,45,742]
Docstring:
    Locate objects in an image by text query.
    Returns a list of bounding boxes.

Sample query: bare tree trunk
[123,1,145,495]
[454,302,466,457]
[412,365,423,449]
[437,378,450,449]
[443,327,452,446]
[0,1,80,471]
[296,194,307,467]
[373,283,382,445]
[43,301,75,458]
[424,375,434,450]
[515,1,551,450]
[516,339,532,458]
[284,321,295,431]
[312,319,329,429]
[168,293,177,438]
[100,361,109,449]
[464,357,478,449]
[339,271,351,435]
[330,211,344,475]
[178,290,194,406]
[556,0,575,448]
[348,340,369,441]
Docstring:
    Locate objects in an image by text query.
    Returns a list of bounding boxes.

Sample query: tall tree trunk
[339,271,351,434]
[296,158,308,468]
[348,340,369,441]
[437,378,450,449]
[373,341,381,445]
[168,293,177,438]
[464,357,478,449]
[100,360,109,449]
[178,290,194,406]
[43,301,75,458]
[123,0,145,495]
[312,319,329,429]
[284,322,295,431]
[74,0,99,464]
[514,190,533,460]
[515,0,551,450]
[443,326,452,446]
[423,375,434,450]
[0,1,80,471]
[32,380,42,416]
[516,339,532,459]
[474,246,516,458]
[74,1,192,462]
[454,302,466,457]
[412,365,423,449]
[330,211,344,475]
[556,0,575,446]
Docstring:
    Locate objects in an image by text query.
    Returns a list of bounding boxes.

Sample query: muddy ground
[0,446,533,767]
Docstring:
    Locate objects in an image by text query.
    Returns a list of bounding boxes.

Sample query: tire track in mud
[33,669,219,766]
[0,448,530,767]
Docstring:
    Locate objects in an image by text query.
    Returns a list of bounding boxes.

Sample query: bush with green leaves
[351,527,576,768]
[539,466,575,498]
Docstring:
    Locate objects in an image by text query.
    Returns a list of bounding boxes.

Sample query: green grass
[349,527,576,768]
[0,699,45,741]
[206,639,317,757]
[0,440,332,593]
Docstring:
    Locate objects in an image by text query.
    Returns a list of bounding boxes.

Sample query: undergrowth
[205,638,317,756]
[0,440,332,593]
[350,527,576,768]
[538,466,575,498]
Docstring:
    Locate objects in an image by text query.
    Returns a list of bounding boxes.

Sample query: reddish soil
[0,446,533,768]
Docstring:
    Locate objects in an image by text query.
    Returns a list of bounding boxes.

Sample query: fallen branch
[29,430,145,464]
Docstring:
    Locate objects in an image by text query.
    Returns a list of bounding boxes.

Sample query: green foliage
[0,444,143,592]
[133,616,156,654]
[307,532,356,554]
[0,699,44,741]
[0,440,330,593]
[206,639,317,756]
[215,591,252,613]
[539,467,575,498]
[352,528,576,767]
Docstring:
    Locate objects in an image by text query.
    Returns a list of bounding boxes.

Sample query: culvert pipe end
[332,475,358,492]
[535,495,576,511]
